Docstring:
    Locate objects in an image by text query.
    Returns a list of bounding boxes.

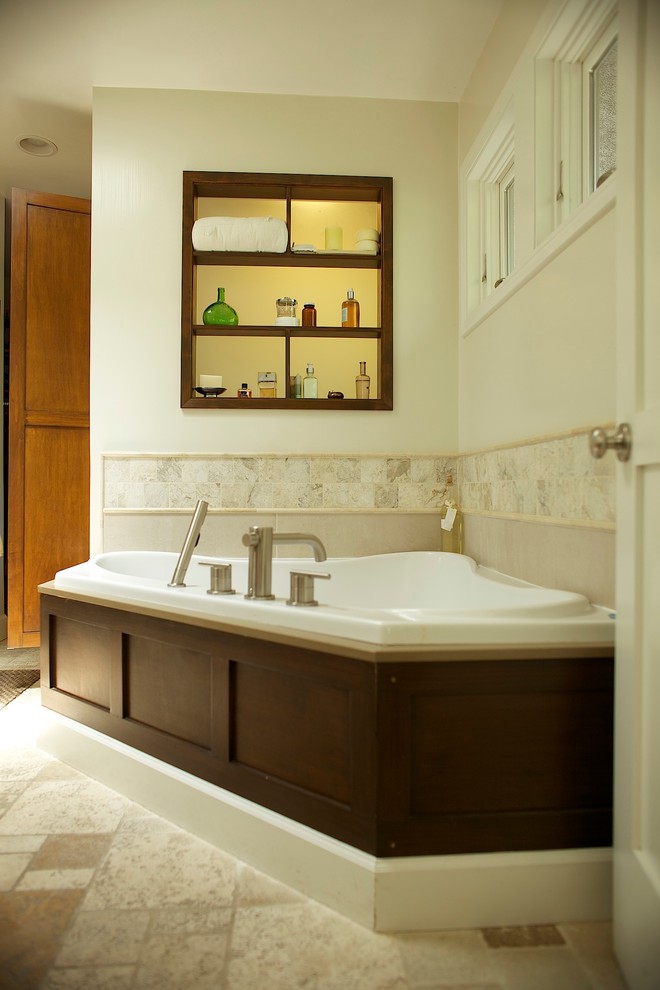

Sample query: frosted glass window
[592,38,617,189]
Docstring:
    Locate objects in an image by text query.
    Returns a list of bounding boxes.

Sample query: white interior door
[612,1,660,986]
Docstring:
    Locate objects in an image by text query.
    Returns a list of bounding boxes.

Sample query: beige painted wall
[459,0,549,162]
[457,0,617,451]
[90,88,458,551]
[459,210,616,450]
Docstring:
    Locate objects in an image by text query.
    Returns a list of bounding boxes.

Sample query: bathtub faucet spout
[168,499,209,587]
[242,525,327,600]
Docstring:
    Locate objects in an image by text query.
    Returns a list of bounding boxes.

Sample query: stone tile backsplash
[458,430,615,525]
[103,455,457,511]
[103,430,615,526]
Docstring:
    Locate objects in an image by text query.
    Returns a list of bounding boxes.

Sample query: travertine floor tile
[17,866,96,890]
[83,831,237,911]
[0,781,30,817]
[133,931,230,989]
[398,930,495,985]
[0,852,32,890]
[228,901,407,990]
[55,907,151,966]
[487,944,594,990]
[0,888,85,988]
[0,746,52,781]
[0,691,629,990]
[150,904,233,935]
[0,778,131,835]
[0,834,45,853]
[30,832,113,871]
[41,964,136,989]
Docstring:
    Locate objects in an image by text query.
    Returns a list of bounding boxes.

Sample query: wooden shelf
[194,251,381,269]
[193,325,382,339]
[186,396,391,410]
[181,171,393,410]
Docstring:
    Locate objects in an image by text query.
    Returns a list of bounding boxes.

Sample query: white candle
[199,374,223,388]
[325,225,343,251]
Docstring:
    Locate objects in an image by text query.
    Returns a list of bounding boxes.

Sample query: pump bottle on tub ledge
[440,500,463,553]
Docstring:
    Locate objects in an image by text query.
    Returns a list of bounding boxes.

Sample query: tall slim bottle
[355,361,370,399]
[341,288,360,328]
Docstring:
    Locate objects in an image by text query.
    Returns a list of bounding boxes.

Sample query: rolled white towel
[192,216,288,253]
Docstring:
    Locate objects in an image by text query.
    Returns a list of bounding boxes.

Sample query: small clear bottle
[355,361,370,399]
[237,382,252,398]
[341,288,360,328]
[302,363,318,399]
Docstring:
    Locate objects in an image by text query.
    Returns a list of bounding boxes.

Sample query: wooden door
[612,1,660,986]
[8,189,90,647]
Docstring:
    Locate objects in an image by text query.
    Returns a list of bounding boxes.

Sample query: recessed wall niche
[180,171,393,409]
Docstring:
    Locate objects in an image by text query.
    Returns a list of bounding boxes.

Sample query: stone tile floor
[0,642,628,989]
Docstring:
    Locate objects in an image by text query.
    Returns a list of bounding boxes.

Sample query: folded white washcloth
[192,216,288,253]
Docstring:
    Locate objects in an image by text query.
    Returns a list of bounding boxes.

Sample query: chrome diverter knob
[287,570,331,607]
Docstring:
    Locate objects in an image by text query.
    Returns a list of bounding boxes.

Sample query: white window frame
[583,28,618,194]
[460,0,618,337]
[535,0,617,244]
[498,159,515,281]
[463,101,514,313]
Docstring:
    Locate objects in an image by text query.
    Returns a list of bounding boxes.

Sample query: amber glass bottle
[341,288,360,328]
[302,303,317,326]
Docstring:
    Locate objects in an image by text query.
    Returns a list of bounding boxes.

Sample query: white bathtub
[53,550,614,648]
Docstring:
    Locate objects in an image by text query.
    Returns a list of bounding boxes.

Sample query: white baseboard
[37,706,612,932]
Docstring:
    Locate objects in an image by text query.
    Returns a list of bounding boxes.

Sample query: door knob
[589,423,632,462]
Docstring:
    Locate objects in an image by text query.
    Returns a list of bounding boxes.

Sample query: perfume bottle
[355,361,370,399]
[303,362,318,398]
[202,287,239,326]
[341,288,360,328]
[237,382,252,398]
[257,372,277,398]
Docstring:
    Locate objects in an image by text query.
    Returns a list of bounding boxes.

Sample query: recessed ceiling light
[17,135,58,157]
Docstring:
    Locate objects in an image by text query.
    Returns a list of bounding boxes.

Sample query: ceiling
[0,0,502,202]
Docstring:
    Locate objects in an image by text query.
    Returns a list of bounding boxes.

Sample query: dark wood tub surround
[40,591,614,858]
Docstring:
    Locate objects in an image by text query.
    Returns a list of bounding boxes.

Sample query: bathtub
[52,549,614,648]
[40,547,615,931]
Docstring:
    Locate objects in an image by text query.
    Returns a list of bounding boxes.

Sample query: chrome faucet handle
[287,570,331,607]
[200,561,236,595]
[168,499,209,587]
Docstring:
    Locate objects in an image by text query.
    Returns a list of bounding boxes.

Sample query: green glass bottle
[202,287,239,326]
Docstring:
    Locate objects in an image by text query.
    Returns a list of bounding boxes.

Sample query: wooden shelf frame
[180,171,393,410]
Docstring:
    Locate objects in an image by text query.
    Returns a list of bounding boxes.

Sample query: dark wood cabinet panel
[231,660,353,805]
[40,592,613,858]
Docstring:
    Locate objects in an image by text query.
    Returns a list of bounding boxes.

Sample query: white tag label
[441,505,457,531]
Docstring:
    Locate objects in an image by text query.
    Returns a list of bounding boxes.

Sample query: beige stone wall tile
[386,458,411,483]
[361,458,388,483]
[208,460,235,483]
